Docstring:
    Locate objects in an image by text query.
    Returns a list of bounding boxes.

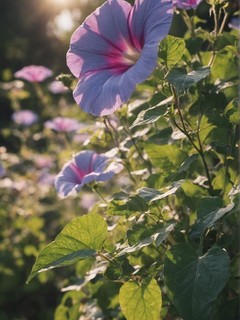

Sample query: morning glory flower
[55,150,122,198]
[48,80,69,94]
[228,16,240,30]
[44,117,81,133]
[12,110,38,126]
[67,0,173,116]
[14,65,53,82]
[173,0,201,9]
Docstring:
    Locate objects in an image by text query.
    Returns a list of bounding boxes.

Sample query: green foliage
[27,214,107,282]
[119,278,162,320]
[164,244,230,320]
[137,180,184,203]
[167,67,210,93]
[129,97,172,129]
[159,35,186,69]
[191,197,235,238]
[1,1,239,319]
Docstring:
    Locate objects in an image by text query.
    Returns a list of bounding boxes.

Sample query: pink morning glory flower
[48,80,69,94]
[55,150,122,198]
[172,0,201,10]
[33,155,54,169]
[44,117,81,132]
[12,110,38,126]
[14,65,53,83]
[67,0,173,116]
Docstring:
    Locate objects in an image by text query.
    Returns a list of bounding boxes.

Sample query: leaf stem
[97,252,115,264]
[198,234,204,256]
[195,124,214,195]
[123,125,152,175]
[92,184,107,204]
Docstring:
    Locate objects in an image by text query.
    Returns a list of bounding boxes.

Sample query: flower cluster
[51,0,173,198]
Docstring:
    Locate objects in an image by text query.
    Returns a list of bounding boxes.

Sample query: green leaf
[106,193,148,216]
[105,257,134,280]
[119,278,162,320]
[27,213,108,283]
[137,180,184,203]
[164,244,230,320]
[144,144,187,168]
[159,35,186,69]
[225,99,240,125]
[62,260,108,292]
[127,224,158,246]
[117,235,155,257]
[191,197,235,238]
[177,154,199,173]
[117,224,175,257]
[129,96,172,129]
[210,46,238,81]
[198,115,217,144]
[155,224,175,247]
[167,67,210,93]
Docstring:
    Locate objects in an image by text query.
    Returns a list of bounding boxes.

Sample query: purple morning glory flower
[33,155,54,169]
[48,80,69,94]
[67,0,173,116]
[12,110,38,126]
[228,16,239,30]
[44,117,81,133]
[55,150,122,198]
[14,65,53,83]
[172,0,201,10]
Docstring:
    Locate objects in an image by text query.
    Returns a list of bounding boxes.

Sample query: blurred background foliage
[0,1,105,319]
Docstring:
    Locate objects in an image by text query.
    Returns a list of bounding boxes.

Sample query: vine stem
[171,86,214,194]
[103,116,137,185]
[123,124,153,175]
[91,184,107,204]
[208,7,229,67]
[33,82,49,109]
[195,120,214,195]
[181,9,202,63]
[181,9,195,39]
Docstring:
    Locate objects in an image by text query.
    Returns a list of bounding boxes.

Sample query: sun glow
[50,0,67,4]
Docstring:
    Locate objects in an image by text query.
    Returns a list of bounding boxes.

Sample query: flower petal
[129,0,173,46]
[173,0,202,9]
[125,43,159,86]
[67,0,132,78]
[73,70,136,116]
[73,43,160,116]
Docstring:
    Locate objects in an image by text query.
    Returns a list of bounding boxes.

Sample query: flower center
[106,42,141,74]
[122,46,141,66]
[70,163,86,183]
